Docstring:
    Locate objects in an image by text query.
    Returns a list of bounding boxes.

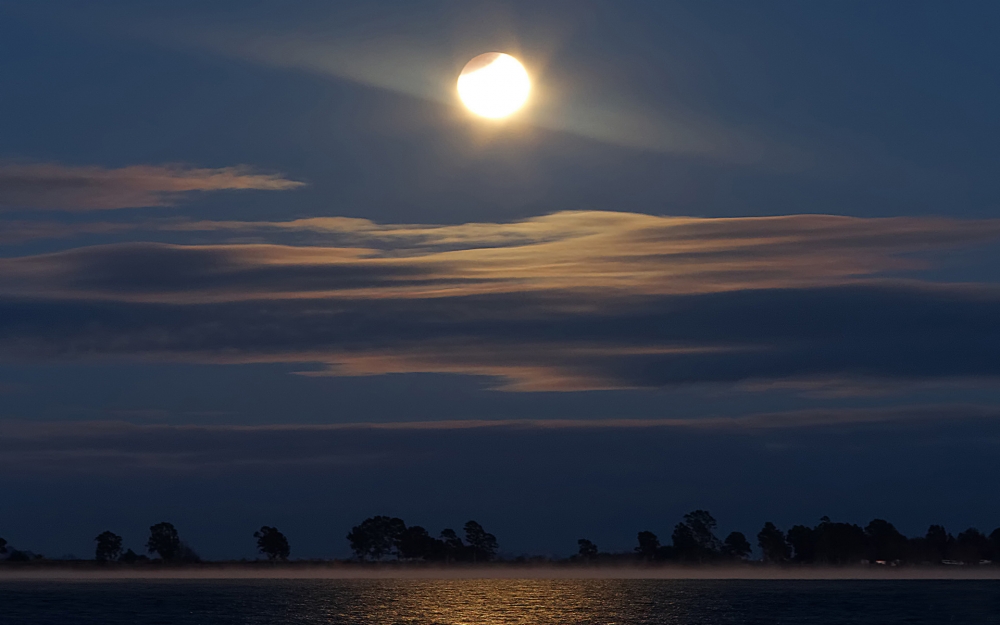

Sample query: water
[1,579,999,624]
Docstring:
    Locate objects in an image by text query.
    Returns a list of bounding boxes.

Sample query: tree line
[347,516,499,562]
[615,511,1000,565]
[0,523,291,563]
[3,511,1000,565]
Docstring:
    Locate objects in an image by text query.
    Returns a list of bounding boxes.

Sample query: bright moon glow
[458,53,531,119]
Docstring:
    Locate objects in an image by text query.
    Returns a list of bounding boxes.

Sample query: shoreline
[2,562,1000,581]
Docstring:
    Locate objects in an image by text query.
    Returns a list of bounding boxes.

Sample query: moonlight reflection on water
[3,579,1000,624]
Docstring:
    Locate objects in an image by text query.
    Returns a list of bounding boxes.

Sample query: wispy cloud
[0,163,304,211]
[2,211,999,390]
[0,220,139,245]
[3,211,999,301]
[1,405,996,471]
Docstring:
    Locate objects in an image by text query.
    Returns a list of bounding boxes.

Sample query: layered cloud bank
[2,211,999,390]
[2,405,998,472]
[0,163,303,211]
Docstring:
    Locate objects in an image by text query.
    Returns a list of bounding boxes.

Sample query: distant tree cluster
[4,512,1000,566]
[621,511,1000,566]
[624,510,752,563]
[81,522,203,563]
[347,517,498,562]
[86,523,291,563]
[0,533,42,562]
[755,517,1000,565]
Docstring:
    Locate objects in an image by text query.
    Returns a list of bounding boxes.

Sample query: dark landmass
[3,510,998,574]
[3,560,1000,581]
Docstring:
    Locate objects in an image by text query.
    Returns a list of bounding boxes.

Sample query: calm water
[1,579,999,624]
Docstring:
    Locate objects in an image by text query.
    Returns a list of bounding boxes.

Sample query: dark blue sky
[2,0,1000,559]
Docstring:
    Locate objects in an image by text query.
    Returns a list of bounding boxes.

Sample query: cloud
[2,211,1000,390]
[3,211,1000,302]
[0,220,140,245]
[0,163,304,211]
[1,405,996,471]
[2,285,1000,391]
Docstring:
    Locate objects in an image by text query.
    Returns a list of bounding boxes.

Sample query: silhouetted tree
[672,510,721,562]
[0,536,7,554]
[577,539,598,560]
[955,528,991,564]
[685,511,722,552]
[813,517,866,564]
[177,543,201,563]
[722,532,752,560]
[990,528,1000,560]
[671,523,699,561]
[398,526,442,560]
[120,549,148,563]
[757,522,790,562]
[254,526,290,561]
[864,519,908,562]
[147,522,181,561]
[786,525,816,562]
[464,521,498,562]
[7,550,32,562]
[636,531,660,560]
[94,531,123,562]
[440,528,464,562]
[921,524,954,563]
[346,516,406,561]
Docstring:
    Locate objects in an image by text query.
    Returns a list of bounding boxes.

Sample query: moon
[457,53,531,119]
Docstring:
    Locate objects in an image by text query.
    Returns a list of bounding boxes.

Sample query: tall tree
[254,526,291,561]
[864,519,908,562]
[924,525,953,563]
[346,516,406,561]
[757,522,790,562]
[94,531,123,562]
[955,528,991,564]
[0,536,7,555]
[464,521,498,562]
[786,525,817,562]
[722,532,752,560]
[813,517,866,564]
[673,510,721,561]
[398,526,440,560]
[577,538,598,560]
[440,529,464,562]
[684,510,722,553]
[147,522,181,561]
[671,523,699,560]
[635,531,660,560]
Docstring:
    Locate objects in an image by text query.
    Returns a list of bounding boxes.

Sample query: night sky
[3,0,1000,560]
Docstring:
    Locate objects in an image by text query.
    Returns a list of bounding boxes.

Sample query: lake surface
[2,579,999,624]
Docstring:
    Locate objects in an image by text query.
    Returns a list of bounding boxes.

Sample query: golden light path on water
[296,579,666,624]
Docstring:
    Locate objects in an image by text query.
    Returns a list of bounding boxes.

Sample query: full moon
[457,53,531,119]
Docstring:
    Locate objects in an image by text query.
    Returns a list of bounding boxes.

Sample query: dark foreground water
[2,579,999,625]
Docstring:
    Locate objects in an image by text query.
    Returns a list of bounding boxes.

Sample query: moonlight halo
[457,53,531,119]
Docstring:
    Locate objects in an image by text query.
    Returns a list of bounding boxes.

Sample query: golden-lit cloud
[2,211,1000,391]
[0,163,304,211]
[2,211,998,302]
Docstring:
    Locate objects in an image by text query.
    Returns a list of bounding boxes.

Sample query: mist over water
[3,578,1000,624]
